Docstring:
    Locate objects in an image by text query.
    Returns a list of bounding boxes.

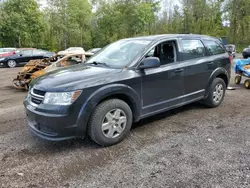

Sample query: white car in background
[57,47,85,56]
[0,48,16,56]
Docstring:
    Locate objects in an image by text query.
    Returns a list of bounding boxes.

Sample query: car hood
[31,64,122,92]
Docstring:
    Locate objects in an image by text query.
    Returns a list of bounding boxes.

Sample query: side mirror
[138,57,160,70]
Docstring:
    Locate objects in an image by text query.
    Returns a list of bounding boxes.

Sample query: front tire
[7,60,17,68]
[203,78,226,108]
[88,99,133,146]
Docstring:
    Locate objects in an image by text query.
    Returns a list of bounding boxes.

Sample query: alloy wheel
[213,83,224,103]
[101,108,127,139]
[7,60,17,68]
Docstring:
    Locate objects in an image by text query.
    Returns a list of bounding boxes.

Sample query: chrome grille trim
[28,88,45,107]
[31,88,45,99]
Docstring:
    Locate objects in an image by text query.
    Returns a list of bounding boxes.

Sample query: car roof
[122,34,220,42]
[0,47,16,49]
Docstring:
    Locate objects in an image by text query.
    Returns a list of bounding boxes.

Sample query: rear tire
[235,75,242,85]
[88,99,133,146]
[203,78,226,108]
[7,60,17,68]
[244,79,250,89]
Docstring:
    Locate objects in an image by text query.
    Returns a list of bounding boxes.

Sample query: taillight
[229,55,233,63]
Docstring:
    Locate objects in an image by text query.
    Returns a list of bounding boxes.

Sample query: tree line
[0,0,249,51]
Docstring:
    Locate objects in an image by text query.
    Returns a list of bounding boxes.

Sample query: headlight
[43,90,81,105]
[0,58,5,61]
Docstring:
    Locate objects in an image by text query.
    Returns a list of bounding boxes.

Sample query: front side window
[181,39,205,60]
[86,39,151,68]
[203,40,226,55]
[146,41,176,65]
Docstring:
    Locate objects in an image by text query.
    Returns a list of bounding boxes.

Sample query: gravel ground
[1,57,250,188]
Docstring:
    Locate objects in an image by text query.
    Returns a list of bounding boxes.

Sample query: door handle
[174,68,184,73]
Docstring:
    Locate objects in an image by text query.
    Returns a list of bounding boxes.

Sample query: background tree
[0,0,45,48]
[1,0,250,51]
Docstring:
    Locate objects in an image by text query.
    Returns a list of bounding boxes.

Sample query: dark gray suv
[24,34,231,146]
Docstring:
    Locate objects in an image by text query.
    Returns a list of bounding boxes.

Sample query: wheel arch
[205,68,229,98]
[76,84,141,136]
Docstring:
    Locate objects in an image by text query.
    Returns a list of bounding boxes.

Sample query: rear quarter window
[203,40,225,55]
[181,39,205,60]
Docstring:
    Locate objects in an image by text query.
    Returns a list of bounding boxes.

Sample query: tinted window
[203,40,225,55]
[159,43,175,65]
[181,40,205,60]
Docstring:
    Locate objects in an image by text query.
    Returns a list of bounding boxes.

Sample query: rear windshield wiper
[88,61,110,67]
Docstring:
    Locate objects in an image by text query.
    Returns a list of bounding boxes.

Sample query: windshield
[86,39,151,68]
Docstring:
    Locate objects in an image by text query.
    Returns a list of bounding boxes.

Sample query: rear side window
[203,40,225,55]
[21,50,33,55]
[181,40,205,60]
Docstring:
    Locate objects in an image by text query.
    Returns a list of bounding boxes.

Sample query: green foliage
[0,0,249,51]
[0,0,45,47]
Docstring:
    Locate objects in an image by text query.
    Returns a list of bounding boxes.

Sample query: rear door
[179,38,213,101]
[202,39,231,76]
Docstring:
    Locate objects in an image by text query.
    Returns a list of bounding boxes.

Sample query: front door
[140,40,185,117]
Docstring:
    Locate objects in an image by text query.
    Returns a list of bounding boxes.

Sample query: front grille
[31,97,43,105]
[33,89,46,96]
[29,88,45,106]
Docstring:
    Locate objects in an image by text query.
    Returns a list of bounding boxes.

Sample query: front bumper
[24,99,85,141]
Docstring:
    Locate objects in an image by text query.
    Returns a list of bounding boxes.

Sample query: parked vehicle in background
[0,48,37,58]
[86,48,102,54]
[13,53,89,90]
[0,49,55,68]
[24,34,231,146]
[242,46,250,59]
[225,44,236,58]
[234,58,250,89]
[0,48,16,57]
[57,47,85,56]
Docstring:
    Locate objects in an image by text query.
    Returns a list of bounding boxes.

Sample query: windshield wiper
[88,61,110,67]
